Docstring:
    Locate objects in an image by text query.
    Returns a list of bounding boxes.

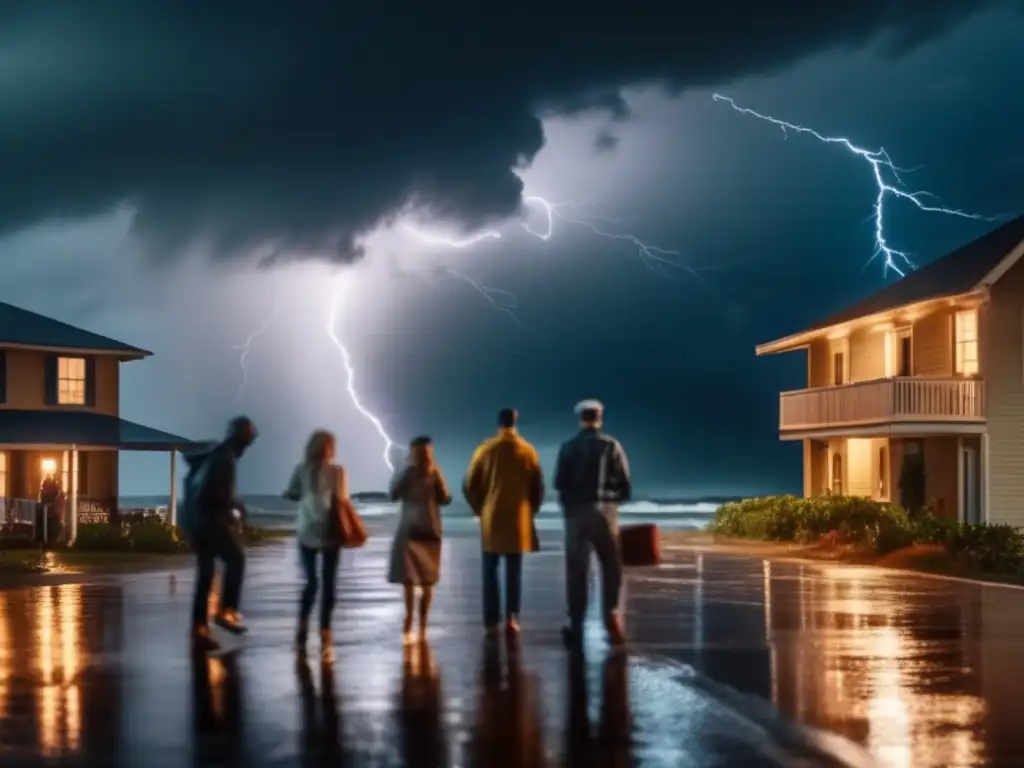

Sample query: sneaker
[214,609,247,635]
[192,627,221,653]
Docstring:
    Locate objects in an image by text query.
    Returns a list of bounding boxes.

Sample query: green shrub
[946,523,1024,574]
[74,522,132,552]
[126,518,188,553]
[710,495,910,548]
[711,495,1024,577]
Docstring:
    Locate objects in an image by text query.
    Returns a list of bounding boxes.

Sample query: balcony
[779,377,985,435]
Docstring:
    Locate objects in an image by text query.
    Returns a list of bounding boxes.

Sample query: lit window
[0,451,6,497]
[955,310,979,376]
[58,357,87,405]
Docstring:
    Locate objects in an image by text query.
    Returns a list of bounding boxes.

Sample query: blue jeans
[563,504,621,629]
[482,552,523,627]
[299,544,340,632]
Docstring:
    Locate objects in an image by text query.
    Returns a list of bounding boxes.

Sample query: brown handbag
[324,467,368,549]
[327,493,367,549]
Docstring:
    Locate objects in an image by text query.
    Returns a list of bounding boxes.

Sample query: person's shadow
[565,652,633,767]
[467,637,546,767]
[395,641,447,767]
[190,651,245,766]
[297,658,343,765]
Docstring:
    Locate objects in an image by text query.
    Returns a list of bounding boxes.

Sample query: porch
[780,377,985,438]
[803,433,986,524]
[0,410,196,542]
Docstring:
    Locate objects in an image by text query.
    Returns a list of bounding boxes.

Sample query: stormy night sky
[1,3,1022,496]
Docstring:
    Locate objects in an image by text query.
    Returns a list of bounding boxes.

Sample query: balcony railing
[779,377,985,432]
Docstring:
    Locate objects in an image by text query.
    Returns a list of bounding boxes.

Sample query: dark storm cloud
[1,1,1016,263]
[594,130,621,154]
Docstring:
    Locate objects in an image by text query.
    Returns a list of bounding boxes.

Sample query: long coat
[387,465,452,586]
[463,429,544,554]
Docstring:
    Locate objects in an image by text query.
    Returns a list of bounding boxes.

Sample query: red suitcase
[619,523,662,567]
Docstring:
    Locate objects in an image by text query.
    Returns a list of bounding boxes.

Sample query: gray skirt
[387,528,442,586]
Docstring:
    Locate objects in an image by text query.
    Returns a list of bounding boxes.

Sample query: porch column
[70,446,79,544]
[802,440,812,498]
[981,432,991,524]
[956,436,964,524]
[169,451,178,526]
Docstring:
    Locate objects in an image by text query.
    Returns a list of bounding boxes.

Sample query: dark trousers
[482,552,523,627]
[564,504,621,630]
[299,544,341,632]
[191,521,246,629]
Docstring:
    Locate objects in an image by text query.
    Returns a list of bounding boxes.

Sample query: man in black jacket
[191,416,258,652]
[554,400,632,651]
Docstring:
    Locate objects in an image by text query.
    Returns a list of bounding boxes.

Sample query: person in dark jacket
[553,400,631,651]
[191,416,258,652]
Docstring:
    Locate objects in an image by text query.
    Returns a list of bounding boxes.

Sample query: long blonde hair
[304,429,336,467]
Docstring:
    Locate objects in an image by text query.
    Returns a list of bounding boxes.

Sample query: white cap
[574,399,604,416]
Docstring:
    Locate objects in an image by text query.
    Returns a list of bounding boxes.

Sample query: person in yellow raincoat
[463,408,545,635]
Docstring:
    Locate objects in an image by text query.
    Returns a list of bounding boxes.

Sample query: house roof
[758,214,1024,353]
[0,410,195,451]
[0,301,152,358]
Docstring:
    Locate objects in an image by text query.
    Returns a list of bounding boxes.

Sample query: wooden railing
[779,377,985,431]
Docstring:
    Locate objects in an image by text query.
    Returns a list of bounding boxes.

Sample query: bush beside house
[710,495,1024,577]
[73,518,278,554]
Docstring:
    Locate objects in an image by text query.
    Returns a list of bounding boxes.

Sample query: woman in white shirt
[283,429,349,663]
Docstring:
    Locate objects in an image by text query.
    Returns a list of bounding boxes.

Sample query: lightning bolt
[405,195,694,278]
[232,303,278,403]
[326,279,398,472]
[712,94,992,277]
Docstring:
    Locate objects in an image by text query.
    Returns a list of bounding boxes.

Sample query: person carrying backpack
[184,416,258,652]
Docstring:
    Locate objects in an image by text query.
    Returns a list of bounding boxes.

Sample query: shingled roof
[759,214,1024,352]
[0,301,151,358]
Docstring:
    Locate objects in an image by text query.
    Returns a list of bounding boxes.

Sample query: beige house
[0,300,193,540]
[757,215,1024,525]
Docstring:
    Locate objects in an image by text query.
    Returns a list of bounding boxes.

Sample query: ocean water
[119,494,722,533]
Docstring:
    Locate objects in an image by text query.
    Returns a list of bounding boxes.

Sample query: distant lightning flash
[232,303,278,403]
[326,281,397,472]
[712,94,991,277]
[405,195,695,278]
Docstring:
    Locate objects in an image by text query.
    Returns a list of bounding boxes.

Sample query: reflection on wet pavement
[0,534,1020,766]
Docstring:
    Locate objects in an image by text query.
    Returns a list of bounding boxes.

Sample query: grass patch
[0,522,291,579]
[709,495,1024,585]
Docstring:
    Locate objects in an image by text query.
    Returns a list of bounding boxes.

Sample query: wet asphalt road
[0,525,1020,766]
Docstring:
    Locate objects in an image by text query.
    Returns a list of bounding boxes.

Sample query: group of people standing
[184,400,632,661]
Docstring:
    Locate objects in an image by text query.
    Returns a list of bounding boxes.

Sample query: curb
[663,543,1024,592]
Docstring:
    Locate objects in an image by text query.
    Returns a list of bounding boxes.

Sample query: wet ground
[0,526,1021,766]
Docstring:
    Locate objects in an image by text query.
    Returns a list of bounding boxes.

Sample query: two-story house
[757,215,1024,526]
[0,301,194,541]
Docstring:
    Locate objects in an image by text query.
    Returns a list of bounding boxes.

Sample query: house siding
[807,339,830,388]
[0,349,119,416]
[985,253,1024,526]
[849,328,886,382]
[912,310,954,376]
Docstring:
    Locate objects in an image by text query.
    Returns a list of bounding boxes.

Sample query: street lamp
[41,457,57,474]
